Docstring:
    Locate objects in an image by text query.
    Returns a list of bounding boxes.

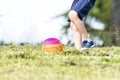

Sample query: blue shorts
[68,0,96,21]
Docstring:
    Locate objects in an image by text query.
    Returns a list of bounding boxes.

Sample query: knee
[68,10,78,21]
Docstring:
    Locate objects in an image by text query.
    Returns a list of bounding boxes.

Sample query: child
[68,0,96,50]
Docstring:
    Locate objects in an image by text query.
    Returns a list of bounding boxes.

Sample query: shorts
[68,0,96,22]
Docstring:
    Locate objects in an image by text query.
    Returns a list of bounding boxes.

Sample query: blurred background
[0,0,120,47]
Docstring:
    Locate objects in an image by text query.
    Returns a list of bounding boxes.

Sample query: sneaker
[81,40,95,50]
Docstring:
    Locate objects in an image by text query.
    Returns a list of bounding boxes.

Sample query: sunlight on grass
[0,45,120,80]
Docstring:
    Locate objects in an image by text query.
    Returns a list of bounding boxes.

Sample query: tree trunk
[111,0,120,46]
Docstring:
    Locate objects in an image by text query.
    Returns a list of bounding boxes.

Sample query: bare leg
[69,10,89,41]
[70,22,82,50]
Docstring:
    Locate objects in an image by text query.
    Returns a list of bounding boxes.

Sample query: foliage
[0,45,120,80]
[0,40,5,45]
[87,0,110,30]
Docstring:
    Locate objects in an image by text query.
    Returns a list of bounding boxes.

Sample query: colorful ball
[42,38,63,52]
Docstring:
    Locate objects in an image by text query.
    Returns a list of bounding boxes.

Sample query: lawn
[0,45,120,80]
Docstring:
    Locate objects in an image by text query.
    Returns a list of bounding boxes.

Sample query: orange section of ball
[42,38,63,52]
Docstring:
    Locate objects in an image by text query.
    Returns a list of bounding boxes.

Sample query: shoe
[81,40,95,50]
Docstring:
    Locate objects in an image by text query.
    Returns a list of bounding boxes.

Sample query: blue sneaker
[81,40,95,50]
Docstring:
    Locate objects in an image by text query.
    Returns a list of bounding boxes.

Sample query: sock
[82,39,91,42]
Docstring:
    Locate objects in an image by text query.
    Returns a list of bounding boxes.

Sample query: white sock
[82,39,91,42]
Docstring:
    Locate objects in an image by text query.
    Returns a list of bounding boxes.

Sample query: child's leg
[69,10,89,41]
[70,22,82,50]
[68,0,96,50]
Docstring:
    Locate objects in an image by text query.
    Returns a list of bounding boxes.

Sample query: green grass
[0,45,120,80]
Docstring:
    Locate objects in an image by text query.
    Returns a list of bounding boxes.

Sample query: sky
[0,0,72,44]
[0,0,104,45]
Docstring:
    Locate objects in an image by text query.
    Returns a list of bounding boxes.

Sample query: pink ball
[42,38,63,52]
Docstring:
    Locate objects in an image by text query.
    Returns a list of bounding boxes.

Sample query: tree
[88,0,110,30]
[111,0,120,46]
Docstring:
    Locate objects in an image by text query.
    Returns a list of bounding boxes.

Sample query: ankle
[82,39,91,42]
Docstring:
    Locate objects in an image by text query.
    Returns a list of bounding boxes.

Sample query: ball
[42,38,63,52]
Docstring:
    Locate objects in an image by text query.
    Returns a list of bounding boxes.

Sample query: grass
[0,45,120,80]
